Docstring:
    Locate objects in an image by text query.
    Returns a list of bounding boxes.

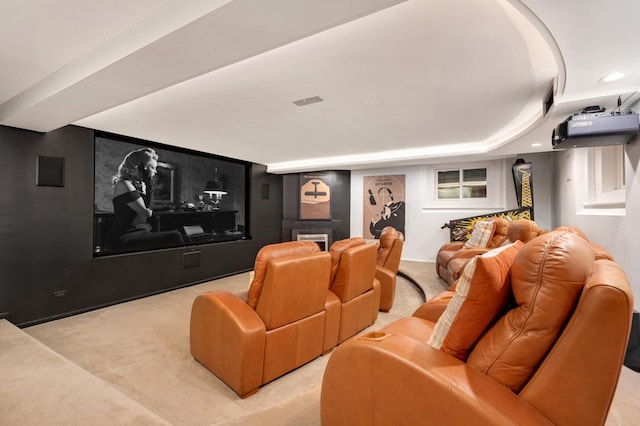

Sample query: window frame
[575,145,626,215]
[436,167,488,200]
[424,160,505,210]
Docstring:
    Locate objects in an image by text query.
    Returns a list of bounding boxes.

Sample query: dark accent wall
[0,125,283,327]
[281,171,350,246]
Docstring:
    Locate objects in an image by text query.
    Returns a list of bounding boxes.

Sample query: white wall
[350,152,554,262]
[553,103,640,310]
[348,112,639,310]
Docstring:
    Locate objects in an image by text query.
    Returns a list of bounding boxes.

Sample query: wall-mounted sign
[363,174,406,239]
[300,172,332,220]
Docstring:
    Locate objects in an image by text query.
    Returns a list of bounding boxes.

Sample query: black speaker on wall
[36,155,65,187]
[261,183,270,200]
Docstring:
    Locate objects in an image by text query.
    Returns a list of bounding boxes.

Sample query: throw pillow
[428,240,524,360]
[462,220,496,249]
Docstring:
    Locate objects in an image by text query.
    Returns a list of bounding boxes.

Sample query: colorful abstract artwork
[443,207,533,242]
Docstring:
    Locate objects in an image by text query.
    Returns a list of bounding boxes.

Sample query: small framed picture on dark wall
[152,161,176,208]
[299,172,332,220]
[36,155,65,187]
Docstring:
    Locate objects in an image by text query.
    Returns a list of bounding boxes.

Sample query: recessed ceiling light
[531,143,541,147]
[599,72,627,83]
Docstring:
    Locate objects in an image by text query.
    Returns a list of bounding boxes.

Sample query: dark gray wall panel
[0,125,282,326]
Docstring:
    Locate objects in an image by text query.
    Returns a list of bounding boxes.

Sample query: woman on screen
[105,148,183,252]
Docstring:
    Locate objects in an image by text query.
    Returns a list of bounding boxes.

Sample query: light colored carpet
[1,261,639,425]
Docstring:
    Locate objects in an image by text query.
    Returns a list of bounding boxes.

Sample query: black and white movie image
[93,134,248,256]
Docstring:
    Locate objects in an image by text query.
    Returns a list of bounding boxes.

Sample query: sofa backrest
[504,219,542,244]
[552,225,588,240]
[486,217,510,248]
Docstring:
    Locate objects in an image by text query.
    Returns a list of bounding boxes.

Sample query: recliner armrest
[375,264,394,282]
[190,291,266,398]
[375,265,395,312]
[323,291,341,353]
[412,291,455,322]
[321,332,553,426]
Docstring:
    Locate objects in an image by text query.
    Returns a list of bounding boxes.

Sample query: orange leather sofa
[328,237,381,344]
[190,241,338,398]
[321,231,633,425]
[443,219,546,285]
[375,226,404,312]
[436,217,510,284]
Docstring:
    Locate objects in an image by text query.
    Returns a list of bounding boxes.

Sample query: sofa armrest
[190,291,266,398]
[449,247,490,260]
[412,291,455,322]
[321,332,553,426]
[438,241,465,252]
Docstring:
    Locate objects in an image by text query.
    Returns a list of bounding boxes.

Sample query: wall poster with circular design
[363,174,405,239]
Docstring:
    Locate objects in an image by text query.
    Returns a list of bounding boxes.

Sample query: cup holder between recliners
[359,331,389,341]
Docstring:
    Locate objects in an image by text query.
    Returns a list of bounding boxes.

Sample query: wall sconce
[204,168,227,210]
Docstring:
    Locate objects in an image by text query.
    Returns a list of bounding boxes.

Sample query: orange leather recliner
[553,225,614,260]
[375,226,404,312]
[436,217,510,285]
[190,241,338,398]
[321,231,633,426]
[328,238,381,344]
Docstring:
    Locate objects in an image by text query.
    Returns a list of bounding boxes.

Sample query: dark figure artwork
[369,186,405,239]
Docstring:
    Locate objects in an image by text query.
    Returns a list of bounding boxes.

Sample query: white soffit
[76,0,557,173]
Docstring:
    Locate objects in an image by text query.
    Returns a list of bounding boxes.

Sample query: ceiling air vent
[293,96,324,107]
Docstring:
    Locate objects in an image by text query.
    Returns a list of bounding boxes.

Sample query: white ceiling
[2,0,639,173]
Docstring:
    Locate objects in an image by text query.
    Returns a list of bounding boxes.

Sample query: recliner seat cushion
[467,231,595,392]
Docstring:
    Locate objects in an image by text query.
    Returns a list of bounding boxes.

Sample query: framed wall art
[152,161,176,208]
[299,172,332,220]
[363,174,406,239]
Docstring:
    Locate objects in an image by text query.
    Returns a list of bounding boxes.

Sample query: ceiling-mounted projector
[552,106,639,149]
